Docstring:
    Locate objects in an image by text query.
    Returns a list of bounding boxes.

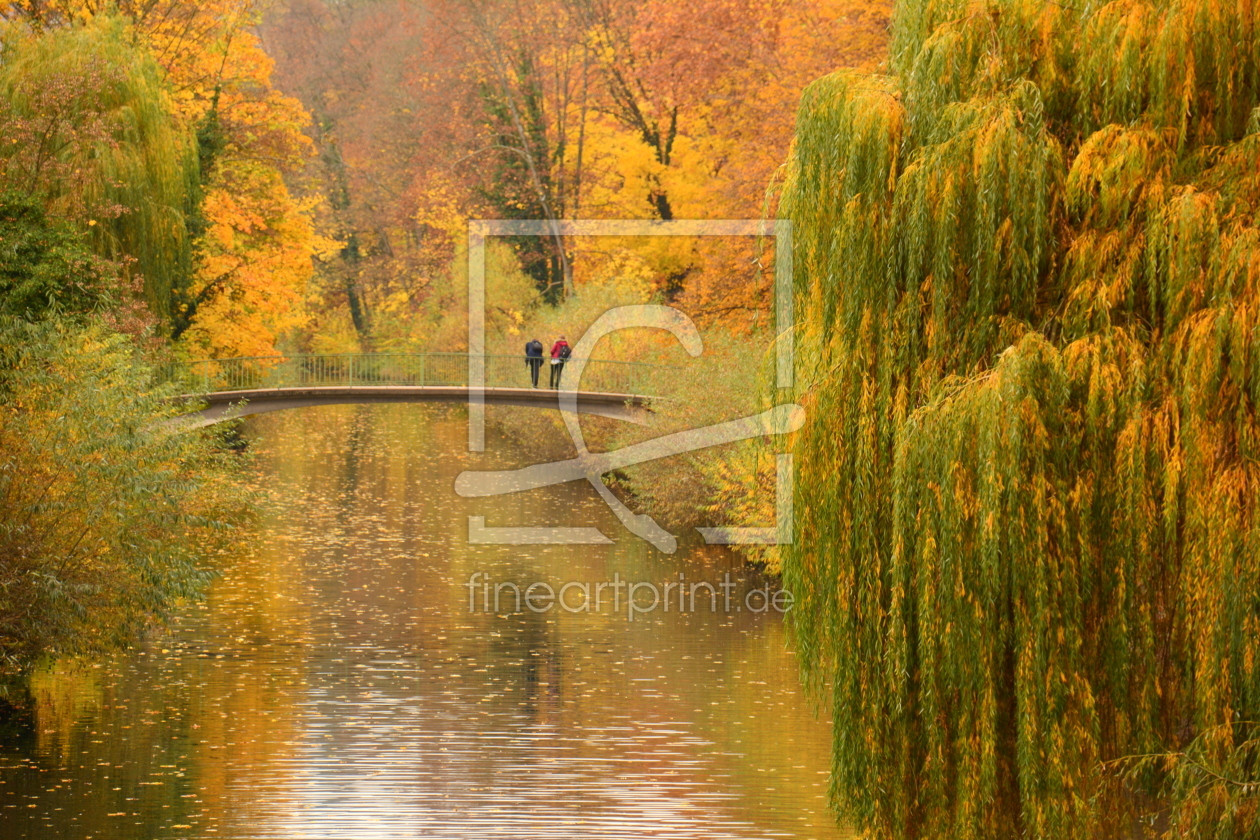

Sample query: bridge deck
[169,385,656,428]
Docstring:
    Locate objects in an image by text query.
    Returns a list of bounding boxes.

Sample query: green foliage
[0,16,200,323]
[782,1,1260,838]
[0,191,116,318]
[0,317,251,671]
[1116,722,1260,839]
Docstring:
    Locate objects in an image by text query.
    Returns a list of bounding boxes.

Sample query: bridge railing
[156,353,672,397]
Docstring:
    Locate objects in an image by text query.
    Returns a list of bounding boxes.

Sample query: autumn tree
[782,0,1260,838]
[617,0,889,313]
[167,18,324,358]
[0,16,201,325]
[0,316,250,671]
[423,0,596,300]
[255,0,888,354]
[1,1,322,357]
[261,0,456,350]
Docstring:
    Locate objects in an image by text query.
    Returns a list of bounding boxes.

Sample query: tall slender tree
[433,0,588,299]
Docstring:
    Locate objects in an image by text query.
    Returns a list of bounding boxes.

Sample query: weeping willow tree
[781,1,1260,838]
[0,16,199,322]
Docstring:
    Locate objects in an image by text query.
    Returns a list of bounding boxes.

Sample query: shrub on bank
[0,318,251,671]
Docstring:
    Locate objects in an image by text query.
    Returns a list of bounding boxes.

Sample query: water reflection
[0,404,845,838]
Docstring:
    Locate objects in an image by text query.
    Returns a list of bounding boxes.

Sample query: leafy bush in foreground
[0,317,250,670]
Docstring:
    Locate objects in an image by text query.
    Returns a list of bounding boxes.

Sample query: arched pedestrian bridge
[160,353,666,428]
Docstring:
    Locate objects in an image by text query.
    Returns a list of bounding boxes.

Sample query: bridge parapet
[157,353,673,396]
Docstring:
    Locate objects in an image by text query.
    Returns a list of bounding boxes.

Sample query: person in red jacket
[549,336,571,388]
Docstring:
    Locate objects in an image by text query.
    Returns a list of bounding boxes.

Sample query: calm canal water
[0,405,845,838]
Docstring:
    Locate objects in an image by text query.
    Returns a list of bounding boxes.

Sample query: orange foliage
[414,0,891,322]
[168,21,327,357]
[628,0,891,321]
[256,0,889,349]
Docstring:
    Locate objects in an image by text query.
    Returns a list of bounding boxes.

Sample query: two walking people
[523,335,571,388]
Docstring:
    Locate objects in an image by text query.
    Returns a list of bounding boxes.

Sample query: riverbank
[483,328,783,569]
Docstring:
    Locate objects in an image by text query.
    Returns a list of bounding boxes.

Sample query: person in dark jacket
[549,336,571,388]
[524,338,544,387]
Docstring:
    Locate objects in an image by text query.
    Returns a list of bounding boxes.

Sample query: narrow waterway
[0,405,844,839]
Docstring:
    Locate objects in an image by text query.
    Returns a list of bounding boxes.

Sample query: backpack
[559,344,572,360]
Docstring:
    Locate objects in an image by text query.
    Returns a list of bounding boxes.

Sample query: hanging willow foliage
[0,16,199,322]
[782,1,1260,838]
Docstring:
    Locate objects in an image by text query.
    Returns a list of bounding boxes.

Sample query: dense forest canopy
[257,0,888,350]
[0,0,889,354]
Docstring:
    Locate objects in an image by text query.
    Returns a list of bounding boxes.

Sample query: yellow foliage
[1,0,321,355]
[181,166,322,358]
